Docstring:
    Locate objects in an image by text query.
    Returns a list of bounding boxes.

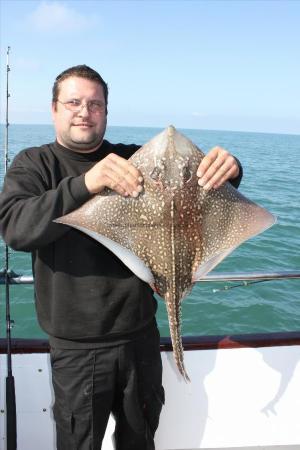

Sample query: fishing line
[212,279,272,293]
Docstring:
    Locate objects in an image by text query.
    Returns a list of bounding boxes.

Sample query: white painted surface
[1,344,300,450]
[157,346,300,449]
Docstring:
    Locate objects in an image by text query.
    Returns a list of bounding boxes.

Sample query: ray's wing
[191,182,276,281]
[54,187,170,287]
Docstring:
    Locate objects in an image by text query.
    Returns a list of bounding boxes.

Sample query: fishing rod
[4,46,17,450]
[195,270,300,293]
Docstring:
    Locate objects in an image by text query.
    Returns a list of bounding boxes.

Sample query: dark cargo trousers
[50,326,164,450]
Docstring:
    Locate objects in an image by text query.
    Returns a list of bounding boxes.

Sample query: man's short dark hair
[52,65,108,107]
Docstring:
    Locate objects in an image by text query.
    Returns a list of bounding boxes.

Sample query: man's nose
[78,104,90,117]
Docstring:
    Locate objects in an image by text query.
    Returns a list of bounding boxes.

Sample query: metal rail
[1,270,300,285]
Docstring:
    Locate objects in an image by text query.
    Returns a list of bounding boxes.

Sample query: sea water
[0,124,299,339]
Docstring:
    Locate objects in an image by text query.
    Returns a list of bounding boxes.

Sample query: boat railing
[1,269,300,354]
[1,269,300,285]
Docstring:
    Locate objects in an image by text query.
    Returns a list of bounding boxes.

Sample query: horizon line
[0,122,299,137]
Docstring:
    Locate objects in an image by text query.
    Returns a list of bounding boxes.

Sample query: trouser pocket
[53,403,93,450]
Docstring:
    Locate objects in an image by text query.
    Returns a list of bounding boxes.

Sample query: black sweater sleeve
[0,152,91,252]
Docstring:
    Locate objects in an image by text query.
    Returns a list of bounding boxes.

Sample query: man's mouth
[72,122,93,128]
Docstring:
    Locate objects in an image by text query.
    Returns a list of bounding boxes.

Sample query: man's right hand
[84,153,144,197]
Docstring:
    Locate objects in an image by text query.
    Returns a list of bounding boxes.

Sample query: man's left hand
[197,146,240,191]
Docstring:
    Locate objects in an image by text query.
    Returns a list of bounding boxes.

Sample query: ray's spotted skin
[55,126,276,381]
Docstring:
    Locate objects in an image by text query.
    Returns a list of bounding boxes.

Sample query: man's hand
[85,153,143,197]
[197,146,240,191]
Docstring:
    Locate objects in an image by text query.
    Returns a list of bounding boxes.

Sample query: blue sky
[0,0,299,134]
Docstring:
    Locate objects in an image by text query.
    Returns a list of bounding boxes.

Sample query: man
[0,65,242,450]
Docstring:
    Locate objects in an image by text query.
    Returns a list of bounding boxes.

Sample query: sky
[0,0,299,134]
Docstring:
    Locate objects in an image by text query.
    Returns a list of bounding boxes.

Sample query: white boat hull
[1,338,300,450]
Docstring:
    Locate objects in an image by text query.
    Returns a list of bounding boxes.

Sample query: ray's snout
[147,125,201,191]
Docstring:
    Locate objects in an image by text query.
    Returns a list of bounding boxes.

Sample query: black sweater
[0,139,243,348]
[0,140,157,347]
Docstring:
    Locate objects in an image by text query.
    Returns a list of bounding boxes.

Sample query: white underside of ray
[70,225,155,285]
[193,247,238,281]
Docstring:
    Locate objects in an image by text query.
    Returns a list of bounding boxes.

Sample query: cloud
[27,1,91,32]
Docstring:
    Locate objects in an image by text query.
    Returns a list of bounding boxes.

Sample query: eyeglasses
[57,99,106,114]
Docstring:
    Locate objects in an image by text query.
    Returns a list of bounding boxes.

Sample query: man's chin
[70,141,103,152]
[70,133,103,151]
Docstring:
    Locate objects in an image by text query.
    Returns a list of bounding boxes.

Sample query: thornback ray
[55,125,276,381]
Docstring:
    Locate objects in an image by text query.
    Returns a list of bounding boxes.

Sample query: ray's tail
[165,293,190,382]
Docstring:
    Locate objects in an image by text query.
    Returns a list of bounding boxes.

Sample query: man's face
[52,76,107,152]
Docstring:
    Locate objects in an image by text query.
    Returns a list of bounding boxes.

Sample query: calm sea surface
[0,124,299,339]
